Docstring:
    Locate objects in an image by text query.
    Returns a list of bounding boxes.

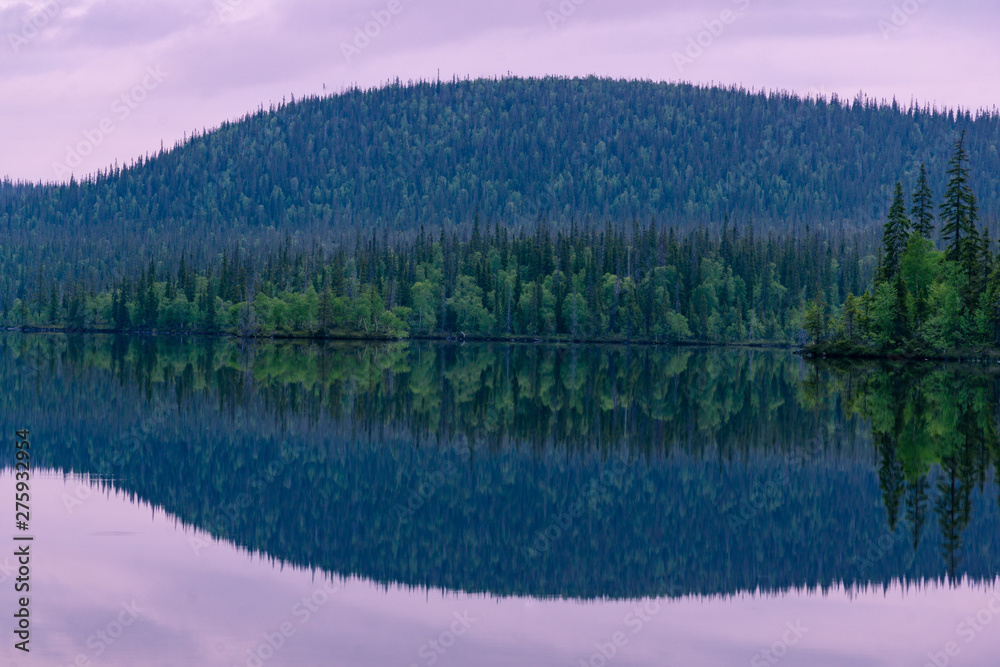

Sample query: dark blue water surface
[1,333,999,666]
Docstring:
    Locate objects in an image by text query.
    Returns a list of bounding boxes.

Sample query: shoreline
[2,325,792,351]
[801,341,1000,364]
[13,325,999,363]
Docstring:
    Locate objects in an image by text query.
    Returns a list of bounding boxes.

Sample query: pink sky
[7,471,1000,666]
[0,0,998,183]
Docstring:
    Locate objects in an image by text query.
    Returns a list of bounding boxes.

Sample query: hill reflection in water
[2,333,998,600]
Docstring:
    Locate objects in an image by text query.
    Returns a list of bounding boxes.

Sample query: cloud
[0,0,997,182]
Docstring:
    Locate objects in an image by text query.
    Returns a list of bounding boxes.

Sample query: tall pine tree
[879,182,910,282]
[910,163,935,240]
[940,131,978,263]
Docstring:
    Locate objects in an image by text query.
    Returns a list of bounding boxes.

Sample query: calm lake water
[1,333,999,666]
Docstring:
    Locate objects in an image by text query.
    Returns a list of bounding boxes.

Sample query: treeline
[810,132,1000,352]
[5,220,875,343]
[3,76,1000,315]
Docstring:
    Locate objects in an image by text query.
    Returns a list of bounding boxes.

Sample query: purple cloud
[0,0,996,182]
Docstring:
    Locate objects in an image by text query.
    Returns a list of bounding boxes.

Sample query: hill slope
[1,76,998,290]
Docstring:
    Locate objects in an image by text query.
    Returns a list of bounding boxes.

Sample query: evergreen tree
[66,286,85,330]
[906,477,928,550]
[200,275,218,331]
[144,259,159,328]
[318,285,334,333]
[112,287,131,331]
[877,433,906,531]
[940,131,978,263]
[182,257,197,303]
[842,293,858,341]
[803,297,826,343]
[177,253,188,297]
[46,285,58,324]
[893,273,909,341]
[979,227,994,292]
[910,163,935,241]
[879,182,910,282]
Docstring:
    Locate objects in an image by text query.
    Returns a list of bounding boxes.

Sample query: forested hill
[3,77,1000,320]
[4,77,1000,244]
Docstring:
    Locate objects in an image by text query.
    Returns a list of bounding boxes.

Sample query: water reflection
[810,359,1000,581]
[1,333,998,601]
[4,473,1000,667]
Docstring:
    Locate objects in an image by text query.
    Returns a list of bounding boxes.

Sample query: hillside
[2,77,999,330]
[4,77,1000,240]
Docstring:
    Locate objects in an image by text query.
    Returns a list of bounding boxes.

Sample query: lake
[1,333,999,666]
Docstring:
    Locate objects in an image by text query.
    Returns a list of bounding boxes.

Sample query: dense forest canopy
[809,132,1000,353]
[2,77,999,303]
[7,77,1000,231]
[5,220,874,344]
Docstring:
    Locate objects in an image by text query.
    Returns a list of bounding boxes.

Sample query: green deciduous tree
[447,276,494,333]
[899,233,940,329]
[920,266,966,349]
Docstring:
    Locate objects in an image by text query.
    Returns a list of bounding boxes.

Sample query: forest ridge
[2,78,1000,278]
[6,77,1000,230]
[3,77,1000,346]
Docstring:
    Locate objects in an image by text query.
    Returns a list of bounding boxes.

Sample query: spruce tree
[177,253,188,295]
[111,291,120,331]
[112,287,131,331]
[880,182,910,282]
[318,285,334,333]
[982,228,994,284]
[910,163,935,240]
[144,258,159,329]
[842,293,859,341]
[940,131,977,263]
[893,273,909,341]
[47,285,58,323]
[200,275,218,331]
[962,221,985,306]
